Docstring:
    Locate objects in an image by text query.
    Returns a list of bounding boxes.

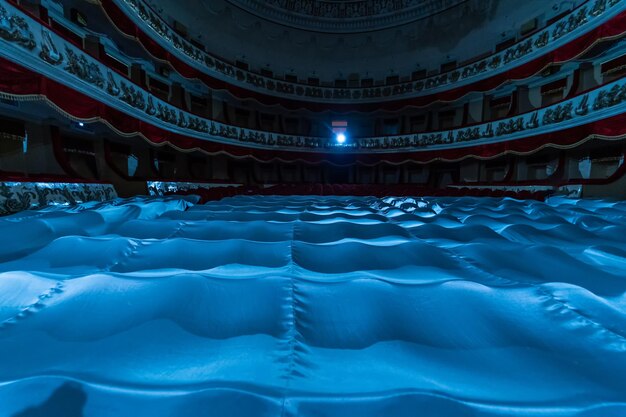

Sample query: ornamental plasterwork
[0,182,117,215]
[1,1,626,154]
[147,181,234,196]
[223,0,466,33]
[118,0,622,103]
[65,47,105,88]
[0,3,35,49]
[39,29,63,65]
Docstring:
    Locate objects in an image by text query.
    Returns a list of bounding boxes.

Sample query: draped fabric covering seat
[0,195,625,416]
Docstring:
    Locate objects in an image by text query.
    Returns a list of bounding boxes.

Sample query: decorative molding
[0,182,117,215]
[147,181,240,196]
[39,28,63,65]
[114,0,623,103]
[65,47,105,88]
[223,0,467,33]
[0,3,35,50]
[1,0,626,154]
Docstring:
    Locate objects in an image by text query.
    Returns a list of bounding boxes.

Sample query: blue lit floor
[0,195,625,417]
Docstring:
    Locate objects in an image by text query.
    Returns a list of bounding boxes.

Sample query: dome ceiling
[222,0,469,33]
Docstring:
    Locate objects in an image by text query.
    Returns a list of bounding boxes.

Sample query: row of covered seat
[169,184,553,203]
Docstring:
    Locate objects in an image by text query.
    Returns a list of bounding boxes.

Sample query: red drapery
[1,56,625,166]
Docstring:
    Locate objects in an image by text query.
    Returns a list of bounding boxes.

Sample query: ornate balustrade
[107,0,623,104]
[1,0,626,157]
[0,181,117,214]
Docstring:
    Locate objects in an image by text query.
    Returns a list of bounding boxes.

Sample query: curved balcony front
[98,0,626,111]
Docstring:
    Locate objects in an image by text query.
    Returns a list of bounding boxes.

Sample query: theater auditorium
[0,0,626,415]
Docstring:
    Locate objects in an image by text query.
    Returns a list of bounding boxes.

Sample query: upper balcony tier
[96,0,624,109]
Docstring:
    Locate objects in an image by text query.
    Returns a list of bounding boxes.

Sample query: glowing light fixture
[332,120,348,145]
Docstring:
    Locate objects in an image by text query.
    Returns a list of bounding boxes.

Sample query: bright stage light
[78,122,85,127]
[336,133,346,144]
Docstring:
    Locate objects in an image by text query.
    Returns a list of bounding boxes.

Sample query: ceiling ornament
[224,0,469,33]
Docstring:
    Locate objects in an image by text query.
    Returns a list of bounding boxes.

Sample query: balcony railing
[107,0,623,103]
